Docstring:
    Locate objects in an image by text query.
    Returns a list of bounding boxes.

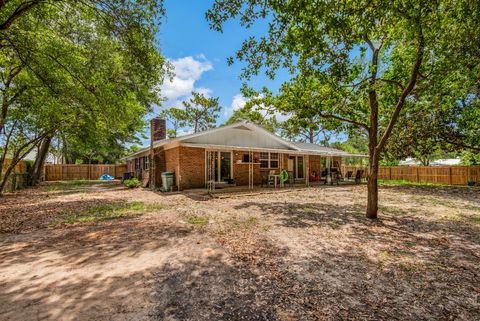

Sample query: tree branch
[0,0,42,31]
[378,78,405,90]
[376,26,425,153]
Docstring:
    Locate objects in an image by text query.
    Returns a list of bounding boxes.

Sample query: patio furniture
[268,172,280,188]
[309,171,320,183]
[355,170,364,184]
[287,171,294,187]
[346,171,353,181]
[261,171,269,187]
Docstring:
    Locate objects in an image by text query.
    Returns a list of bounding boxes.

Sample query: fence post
[448,167,452,185]
[416,167,419,182]
[388,167,392,180]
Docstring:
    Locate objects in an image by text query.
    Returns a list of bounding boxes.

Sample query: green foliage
[123,178,141,189]
[0,0,167,192]
[60,201,166,224]
[460,151,480,166]
[160,107,188,138]
[161,92,221,135]
[182,92,221,133]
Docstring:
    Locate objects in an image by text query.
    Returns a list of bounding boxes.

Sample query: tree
[182,92,221,133]
[160,107,187,138]
[207,0,480,219]
[0,0,166,193]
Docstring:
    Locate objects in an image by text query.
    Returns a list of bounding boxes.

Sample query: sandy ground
[0,181,479,320]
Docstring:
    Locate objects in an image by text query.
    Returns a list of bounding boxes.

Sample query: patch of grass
[302,206,316,213]
[61,201,166,224]
[378,251,391,260]
[233,216,258,230]
[398,262,417,274]
[45,180,117,192]
[187,215,209,226]
[442,214,462,221]
[468,215,480,225]
[379,179,457,188]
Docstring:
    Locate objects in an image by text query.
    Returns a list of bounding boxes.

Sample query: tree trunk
[29,135,52,186]
[366,155,379,219]
[308,128,314,143]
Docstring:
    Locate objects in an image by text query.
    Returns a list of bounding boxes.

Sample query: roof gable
[178,121,299,150]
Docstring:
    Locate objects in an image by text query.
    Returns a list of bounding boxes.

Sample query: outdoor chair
[309,171,320,183]
[346,171,353,181]
[355,170,364,184]
[261,171,269,187]
[287,171,294,187]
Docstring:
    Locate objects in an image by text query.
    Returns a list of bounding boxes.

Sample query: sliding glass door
[209,151,232,182]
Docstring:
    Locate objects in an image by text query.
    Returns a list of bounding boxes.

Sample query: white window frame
[260,152,279,169]
[144,156,150,170]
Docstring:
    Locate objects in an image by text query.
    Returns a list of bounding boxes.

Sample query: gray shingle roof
[291,142,351,156]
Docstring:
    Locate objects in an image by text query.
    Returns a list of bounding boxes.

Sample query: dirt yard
[0,181,479,321]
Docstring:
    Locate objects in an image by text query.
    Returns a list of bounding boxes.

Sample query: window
[144,156,150,170]
[242,154,252,163]
[260,152,279,168]
[260,152,269,168]
[135,158,140,170]
[270,153,279,168]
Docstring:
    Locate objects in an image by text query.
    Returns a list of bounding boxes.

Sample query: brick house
[125,119,361,190]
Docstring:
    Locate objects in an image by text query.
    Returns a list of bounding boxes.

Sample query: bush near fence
[341,165,480,186]
[44,164,128,181]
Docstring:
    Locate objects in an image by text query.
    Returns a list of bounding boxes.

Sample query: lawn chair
[346,171,353,181]
[355,170,364,184]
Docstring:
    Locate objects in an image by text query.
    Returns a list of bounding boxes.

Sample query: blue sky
[156,0,290,125]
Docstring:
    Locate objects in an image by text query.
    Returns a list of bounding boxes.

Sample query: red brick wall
[232,151,262,186]
[152,146,167,187]
[309,155,321,176]
[178,146,205,189]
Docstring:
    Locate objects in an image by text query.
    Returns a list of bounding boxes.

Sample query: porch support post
[306,154,309,187]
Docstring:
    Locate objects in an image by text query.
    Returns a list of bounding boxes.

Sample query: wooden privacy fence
[341,165,480,186]
[2,159,29,192]
[44,164,128,181]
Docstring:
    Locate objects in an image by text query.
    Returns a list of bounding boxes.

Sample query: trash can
[161,172,175,192]
[122,172,134,181]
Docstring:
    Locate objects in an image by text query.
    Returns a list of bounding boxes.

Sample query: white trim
[180,143,362,157]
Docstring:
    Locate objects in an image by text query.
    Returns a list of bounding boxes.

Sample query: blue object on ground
[100,174,114,180]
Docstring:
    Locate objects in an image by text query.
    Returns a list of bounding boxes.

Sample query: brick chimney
[151,118,166,141]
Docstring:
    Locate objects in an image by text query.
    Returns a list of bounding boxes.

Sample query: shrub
[123,178,141,188]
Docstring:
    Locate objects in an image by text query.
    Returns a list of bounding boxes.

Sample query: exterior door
[287,158,294,172]
[208,151,232,183]
[219,152,232,181]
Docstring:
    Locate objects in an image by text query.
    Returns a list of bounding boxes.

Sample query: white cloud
[224,94,247,118]
[160,56,213,109]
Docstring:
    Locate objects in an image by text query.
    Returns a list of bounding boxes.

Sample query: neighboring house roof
[125,121,364,159]
[430,158,461,166]
[400,157,462,166]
